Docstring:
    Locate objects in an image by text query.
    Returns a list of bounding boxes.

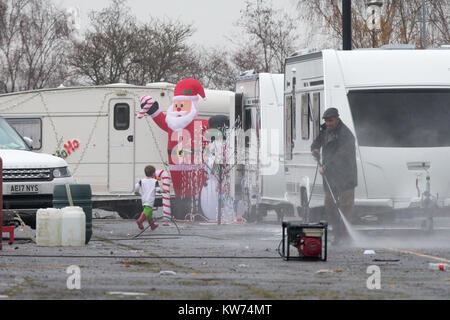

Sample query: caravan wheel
[275,203,295,222]
[243,205,258,223]
[21,215,36,230]
[115,200,142,219]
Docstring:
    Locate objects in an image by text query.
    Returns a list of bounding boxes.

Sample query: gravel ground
[0,210,449,302]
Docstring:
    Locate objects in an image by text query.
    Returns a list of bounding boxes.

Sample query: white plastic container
[61,206,86,247]
[36,208,62,246]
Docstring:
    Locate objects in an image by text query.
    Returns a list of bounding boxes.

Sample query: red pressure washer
[280,220,328,261]
[278,152,330,261]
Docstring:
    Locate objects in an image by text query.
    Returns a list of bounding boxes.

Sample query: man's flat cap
[323,107,339,119]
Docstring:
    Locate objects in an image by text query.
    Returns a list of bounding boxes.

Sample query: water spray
[313,153,362,244]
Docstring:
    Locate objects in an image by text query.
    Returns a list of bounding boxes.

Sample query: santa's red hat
[173,78,206,101]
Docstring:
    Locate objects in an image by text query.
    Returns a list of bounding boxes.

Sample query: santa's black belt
[169,164,205,171]
[168,149,204,156]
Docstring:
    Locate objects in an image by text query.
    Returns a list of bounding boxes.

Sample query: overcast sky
[51,0,298,48]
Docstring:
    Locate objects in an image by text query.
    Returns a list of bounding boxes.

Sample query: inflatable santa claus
[141,78,226,219]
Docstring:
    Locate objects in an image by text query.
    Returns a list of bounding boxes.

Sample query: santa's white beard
[165,101,198,131]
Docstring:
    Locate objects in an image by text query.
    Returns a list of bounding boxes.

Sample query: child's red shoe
[148,219,159,231]
[136,213,146,230]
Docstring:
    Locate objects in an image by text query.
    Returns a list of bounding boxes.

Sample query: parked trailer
[0,83,235,218]
[283,48,450,225]
[232,72,289,221]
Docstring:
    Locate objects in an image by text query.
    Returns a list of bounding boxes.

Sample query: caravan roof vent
[106,83,133,87]
[289,48,313,57]
[146,82,175,89]
[381,44,416,50]
[240,70,256,77]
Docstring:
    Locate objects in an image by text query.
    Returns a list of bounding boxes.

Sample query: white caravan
[0,83,234,218]
[282,48,450,224]
[232,72,289,221]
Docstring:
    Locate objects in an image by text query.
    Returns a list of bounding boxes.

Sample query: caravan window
[5,118,42,150]
[244,108,252,148]
[285,95,293,160]
[301,94,310,140]
[348,89,450,147]
[114,103,130,130]
[312,92,321,139]
[235,93,244,128]
[244,108,252,132]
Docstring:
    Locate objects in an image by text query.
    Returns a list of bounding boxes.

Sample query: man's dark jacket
[311,120,357,193]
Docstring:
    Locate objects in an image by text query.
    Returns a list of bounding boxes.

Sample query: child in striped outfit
[135,165,159,230]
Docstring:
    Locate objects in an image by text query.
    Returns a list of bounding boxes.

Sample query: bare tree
[194,0,303,90]
[231,46,265,75]
[0,0,72,93]
[69,0,137,85]
[0,0,27,92]
[427,0,450,45]
[69,0,201,86]
[297,0,450,49]
[127,19,198,85]
[19,0,72,89]
[198,47,237,91]
[231,0,300,74]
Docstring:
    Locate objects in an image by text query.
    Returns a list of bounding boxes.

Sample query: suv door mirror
[23,136,34,150]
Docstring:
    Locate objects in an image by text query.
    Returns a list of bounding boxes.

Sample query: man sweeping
[311,107,357,245]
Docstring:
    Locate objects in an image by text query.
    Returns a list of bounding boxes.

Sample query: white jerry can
[61,206,86,246]
[36,208,62,246]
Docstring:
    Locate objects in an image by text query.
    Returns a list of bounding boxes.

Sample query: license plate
[10,184,39,194]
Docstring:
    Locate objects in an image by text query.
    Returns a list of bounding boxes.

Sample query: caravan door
[260,74,286,201]
[108,98,135,192]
